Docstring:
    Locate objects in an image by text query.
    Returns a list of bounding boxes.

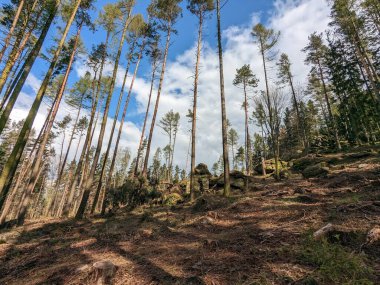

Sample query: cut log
[313,223,334,240]
[93,260,117,285]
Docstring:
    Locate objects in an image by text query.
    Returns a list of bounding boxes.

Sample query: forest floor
[0,151,380,285]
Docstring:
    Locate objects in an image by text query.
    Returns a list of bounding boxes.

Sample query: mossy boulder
[292,156,325,171]
[231,178,246,190]
[192,194,231,212]
[209,171,250,190]
[194,163,211,176]
[280,169,291,180]
[302,164,330,178]
[163,193,183,206]
[230,170,246,179]
[254,159,288,174]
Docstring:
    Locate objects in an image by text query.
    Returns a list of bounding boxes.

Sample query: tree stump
[93,260,117,285]
[313,223,334,240]
[366,227,380,244]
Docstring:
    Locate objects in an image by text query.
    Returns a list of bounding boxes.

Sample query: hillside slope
[0,152,379,285]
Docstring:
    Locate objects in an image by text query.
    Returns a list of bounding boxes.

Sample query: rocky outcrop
[254,159,288,174]
[210,170,252,191]
[192,164,212,193]
[302,163,330,178]
[194,163,211,176]
[163,193,184,206]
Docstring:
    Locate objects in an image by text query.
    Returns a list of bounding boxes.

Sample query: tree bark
[288,71,308,151]
[142,24,172,177]
[134,61,157,176]
[0,0,25,63]
[100,41,145,215]
[243,83,251,175]
[62,31,110,218]
[190,10,203,201]
[0,1,61,212]
[56,89,86,185]
[317,59,341,150]
[216,0,231,196]
[76,6,133,219]
[16,16,83,226]
[90,40,136,214]
[0,0,41,96]
[0,1,59,135]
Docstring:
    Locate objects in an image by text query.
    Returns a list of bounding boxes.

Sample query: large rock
[254,159,288,174]
[280,169,291,180]
[93,260,117,285]
[194,163,211,176]
[302,164,330,178]
[230,170,246,179]
[292,155,324,171]
[163,193,183,206]
[210,171,250,190]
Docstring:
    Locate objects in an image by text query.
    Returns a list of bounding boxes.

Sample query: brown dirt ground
[0,154,379,285]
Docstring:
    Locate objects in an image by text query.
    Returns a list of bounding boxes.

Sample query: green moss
[300,235,374,284]
[163,193,183,206]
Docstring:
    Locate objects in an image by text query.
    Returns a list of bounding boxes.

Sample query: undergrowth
[300,235,373,285]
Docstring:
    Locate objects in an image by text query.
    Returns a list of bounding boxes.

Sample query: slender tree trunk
[73,130,84,162]
[0,0,25,63]
[243,83,250,175]
[57,131,67,178]
[0,96,52,221]
[260,125,267,176]
[0,0,41,96]
[190,11,203,201]
[134,63,157,176]
[170,129,178,180]
[142,24,173,176]
[56,165,74,217]
[216,0,231,196]
[90,40,136,214]
[259,41,279,179]
[288,72,308,150]
[76,7,133,219]
[185,132,191,173]
[167,132,172,182]
[0,110,50,225]
[12,4,82,225]
[351,21,380,87]
[17,22,82,225]
[0,1,60,135]
[317,60,341,150]
[0,47,28,110]
[56,92,85,185]
[62,31,110,218]
[0,1,62,212]
[99,42,144,215]
[231,143,235,169]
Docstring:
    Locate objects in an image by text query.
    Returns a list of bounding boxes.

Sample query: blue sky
[6,0,331,169]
